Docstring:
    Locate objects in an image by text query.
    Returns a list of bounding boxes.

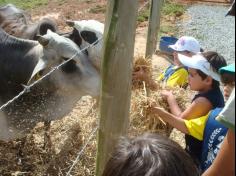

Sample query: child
[151,63,235,172]
[160,52,227,163]
[133,36,201,88]
[102,133,200,176]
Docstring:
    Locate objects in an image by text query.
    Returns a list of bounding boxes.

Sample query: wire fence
[0,1,150,175]
[0,37,102,111]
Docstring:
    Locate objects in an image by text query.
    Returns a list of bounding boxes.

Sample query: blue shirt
[185,87,225,164]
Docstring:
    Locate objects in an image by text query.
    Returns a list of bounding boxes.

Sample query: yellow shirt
[184,113,210,141]
[158,66,188,87]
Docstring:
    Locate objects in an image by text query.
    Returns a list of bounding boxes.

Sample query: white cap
[178,53,221,82]
[169,36,201,54]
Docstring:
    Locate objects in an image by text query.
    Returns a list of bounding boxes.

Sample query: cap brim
[219,64,235,74]
[226,1,235,16]
[169,44,185,52]
[178,54,221,81]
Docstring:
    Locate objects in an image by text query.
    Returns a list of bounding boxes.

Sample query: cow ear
[37,36,50,46]
[66,20,75,27]
[27,59,47,85]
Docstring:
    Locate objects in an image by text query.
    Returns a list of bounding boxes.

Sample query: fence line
[0,37,102,111]
[0,0,149,111]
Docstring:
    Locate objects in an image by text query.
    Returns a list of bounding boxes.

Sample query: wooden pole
[145,0,162,59]
[96,1,139,176]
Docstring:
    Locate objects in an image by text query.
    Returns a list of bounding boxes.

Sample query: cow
[0,4,58,40]
[66,20,104,70]
[0,28,101,142]
[0,28,100,103]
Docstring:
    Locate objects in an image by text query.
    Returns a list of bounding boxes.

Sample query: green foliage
[137,9,150,23]
[0,0,48,9]
[162,1,185,16]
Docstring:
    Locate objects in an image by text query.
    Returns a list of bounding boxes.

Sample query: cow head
[66,20,104,70]
[34,29,100,98]
[66,20,104,47]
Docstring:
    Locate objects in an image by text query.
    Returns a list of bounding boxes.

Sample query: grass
[162,1,186,16]
[0,0,48,9]
[137,8,150,23]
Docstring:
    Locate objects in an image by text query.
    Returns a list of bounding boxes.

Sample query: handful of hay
[130,84,193,137]
[131,56,193,136]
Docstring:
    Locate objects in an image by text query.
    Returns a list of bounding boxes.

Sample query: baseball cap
[219,64,235,74]
[178,53,221,81]
[169,36,201,54]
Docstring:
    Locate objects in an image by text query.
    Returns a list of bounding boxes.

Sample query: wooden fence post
[145,0,163,58]
[95,1,139,176]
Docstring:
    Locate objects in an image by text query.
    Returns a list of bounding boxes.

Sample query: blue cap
[219,64,235,74]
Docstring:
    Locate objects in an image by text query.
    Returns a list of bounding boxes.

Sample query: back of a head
[102,133,200,176]
[202,51,227,73]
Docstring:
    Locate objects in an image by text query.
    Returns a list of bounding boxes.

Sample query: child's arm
[162,91,213,120]
[152,107,189,134]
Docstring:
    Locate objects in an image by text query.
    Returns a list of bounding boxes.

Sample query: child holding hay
[159,51,227,163]
[133,36,201,88]
[102,133,200,176]
[152,64,235,173]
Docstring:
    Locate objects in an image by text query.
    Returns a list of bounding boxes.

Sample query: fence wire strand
[66,125,99,176]
[0,1,150,175]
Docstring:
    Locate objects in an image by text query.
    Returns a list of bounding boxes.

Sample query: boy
[102,133,200,176]
[158,36,201,87]
[151,63,235,172]
[203,64,235,176]
[133,36,201,88]
[160,52,227,163]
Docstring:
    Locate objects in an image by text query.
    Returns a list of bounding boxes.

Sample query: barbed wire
[0,37,102,111]
[66,125,99,176]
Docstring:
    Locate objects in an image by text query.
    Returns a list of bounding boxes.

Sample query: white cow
[66,20,104,70]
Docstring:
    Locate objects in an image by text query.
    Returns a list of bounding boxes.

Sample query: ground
[0,0,188,175]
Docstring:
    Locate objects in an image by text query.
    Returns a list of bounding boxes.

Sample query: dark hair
[197,51,227,88]
[102,133,200,176]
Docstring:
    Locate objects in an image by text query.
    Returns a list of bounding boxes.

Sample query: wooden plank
[95,1,139,176]
[145,0,163,58]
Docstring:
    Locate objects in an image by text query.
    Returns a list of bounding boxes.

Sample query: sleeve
[166,68,188,87]
[184,114,209,141]
[217,89,235,132]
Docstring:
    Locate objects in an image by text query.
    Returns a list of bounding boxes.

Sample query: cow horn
[37,36,50,46]
[66,20,75,27]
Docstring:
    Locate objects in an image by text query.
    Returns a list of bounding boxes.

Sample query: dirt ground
[0,0,187,175]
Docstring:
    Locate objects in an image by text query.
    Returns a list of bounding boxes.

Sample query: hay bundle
[132,56,153,89]
[131,56,193,136]
[130,84,192,137]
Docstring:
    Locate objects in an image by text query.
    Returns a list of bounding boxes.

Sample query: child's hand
[161,90,174,101]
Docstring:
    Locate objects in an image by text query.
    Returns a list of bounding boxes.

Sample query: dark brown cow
[0,4,58,40]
